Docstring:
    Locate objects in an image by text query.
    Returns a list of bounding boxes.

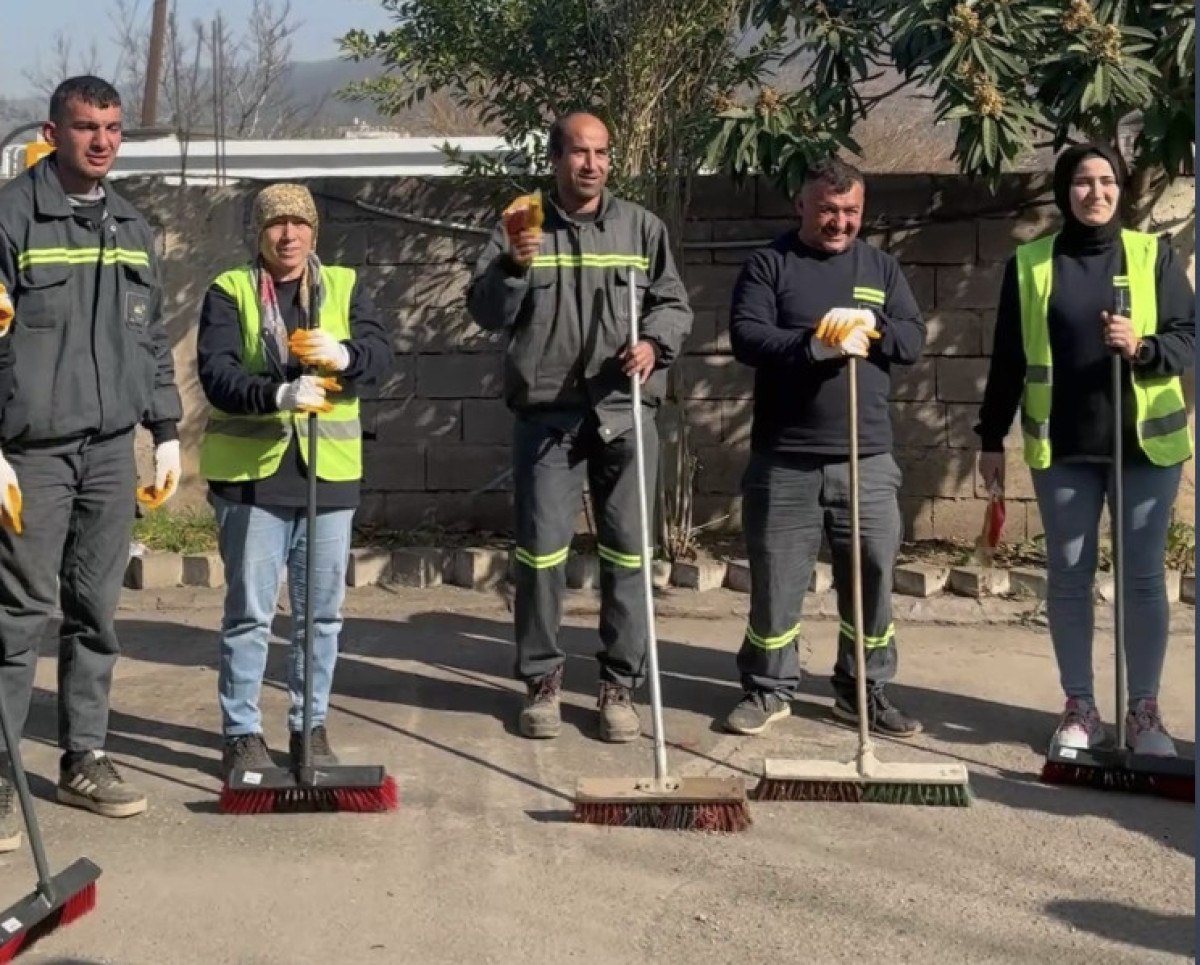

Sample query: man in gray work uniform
[467,112,692,742]
[0,77,183,850]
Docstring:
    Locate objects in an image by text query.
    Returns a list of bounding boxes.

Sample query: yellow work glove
[288,329,351,373]
[814,307,881,347]
[502,191,544,244]
[0,284,12,337]
[0,448,23,534]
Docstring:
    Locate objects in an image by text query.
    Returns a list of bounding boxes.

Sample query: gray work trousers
[512,412,657,689]
[0,430,136,763]
[736,450,902,701]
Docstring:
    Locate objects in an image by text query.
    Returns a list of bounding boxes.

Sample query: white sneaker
[1051,697,1105,751]
[1126,699,1177,757]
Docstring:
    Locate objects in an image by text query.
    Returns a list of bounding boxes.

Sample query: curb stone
[125,545,1195,616]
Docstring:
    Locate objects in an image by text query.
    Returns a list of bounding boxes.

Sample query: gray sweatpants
[0,430,136,762]
[512,412,657,689]
[736,450,903,702]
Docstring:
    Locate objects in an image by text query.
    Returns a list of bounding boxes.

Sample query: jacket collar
[546,188,615,226]
[33,156,140,221]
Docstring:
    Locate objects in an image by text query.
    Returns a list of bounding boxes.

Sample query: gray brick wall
[122,172,1195,541]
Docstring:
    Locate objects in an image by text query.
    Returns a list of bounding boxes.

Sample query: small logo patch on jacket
[125,291,149,328]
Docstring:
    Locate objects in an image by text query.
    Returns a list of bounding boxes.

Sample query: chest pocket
[612,266,649,335]
[121,263,155,332]
[16,264,70,331]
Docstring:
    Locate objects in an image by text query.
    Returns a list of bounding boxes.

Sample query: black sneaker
[222,733,273,780]
[57,751,147,818]
[832,689,922,738]
[723,691,792,736]
[519,666,563,739]
[289,725,340,768]
[0,777,19,853]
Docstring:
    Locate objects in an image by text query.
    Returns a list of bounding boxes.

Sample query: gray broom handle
[629,277,667,782]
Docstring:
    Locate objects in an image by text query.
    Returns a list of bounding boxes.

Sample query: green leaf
[981,117,998,166]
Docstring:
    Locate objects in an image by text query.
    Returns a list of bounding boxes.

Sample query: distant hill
[1,51,1042,172]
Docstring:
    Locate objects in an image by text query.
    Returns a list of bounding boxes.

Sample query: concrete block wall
[122,172,1195,542]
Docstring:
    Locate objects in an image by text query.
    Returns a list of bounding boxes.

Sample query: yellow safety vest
[1016,229,1191,469]
[199,264,363,483]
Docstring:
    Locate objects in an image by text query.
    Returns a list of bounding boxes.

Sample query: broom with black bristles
[1040,279,1193,802]
[219,303,398,815]
[573,275,750,833]
[0,681,100,961]
[754,339,972,806]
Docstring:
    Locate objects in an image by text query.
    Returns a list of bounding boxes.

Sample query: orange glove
[502,192,544,244]
[289,329,351,372]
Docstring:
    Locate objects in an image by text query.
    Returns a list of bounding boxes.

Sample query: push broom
[573,275,750,832]
[0,685,100,961]
[1041,278,1193,802]
[754,337,972,806]
[220,321,398,815]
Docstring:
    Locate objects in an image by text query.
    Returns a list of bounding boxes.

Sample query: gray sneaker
[290,725,340,768]
[222,733,274,780]
[0,777,20,853]
[598,682,640,743]
[519,667,563,739]
[723,691,792,736]
[57,751,147,819]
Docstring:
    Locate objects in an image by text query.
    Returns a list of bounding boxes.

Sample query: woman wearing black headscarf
[975,143,1194,757]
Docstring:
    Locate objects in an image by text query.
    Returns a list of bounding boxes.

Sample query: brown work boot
[0,776,20,853]
[598,682,640,743]
[519,667,563,739]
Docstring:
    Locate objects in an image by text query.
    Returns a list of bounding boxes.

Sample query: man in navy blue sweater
[722,158,926,738]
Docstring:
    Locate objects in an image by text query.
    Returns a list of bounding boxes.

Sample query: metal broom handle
[849,354,873,771]
[628,277,668,784]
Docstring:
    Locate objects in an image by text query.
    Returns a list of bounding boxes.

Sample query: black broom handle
[300,292,319,780]
[1112,285,1129,751]
[303,409,316,778]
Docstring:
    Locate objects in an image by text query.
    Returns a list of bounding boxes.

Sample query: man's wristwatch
[1134,337,1154,365]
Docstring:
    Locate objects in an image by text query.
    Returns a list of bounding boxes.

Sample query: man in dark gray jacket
[0,77,182,846]
[467,112,692,742]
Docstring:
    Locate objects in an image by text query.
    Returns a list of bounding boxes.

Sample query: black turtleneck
[976,224,1194,463]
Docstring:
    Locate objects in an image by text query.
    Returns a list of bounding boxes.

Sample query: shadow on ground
[17,612,1195,862]
[1044,899,1195,958]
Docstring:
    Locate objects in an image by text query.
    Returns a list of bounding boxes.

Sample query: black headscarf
[1053,142,1124,250]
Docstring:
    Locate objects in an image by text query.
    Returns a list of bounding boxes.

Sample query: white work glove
[839,326,874,358]
[288,329,351,373]
[0,449,22,534]
[136,439,181,510]
[275,374,339,414]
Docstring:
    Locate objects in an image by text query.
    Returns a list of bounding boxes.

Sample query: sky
[0,0,396,99]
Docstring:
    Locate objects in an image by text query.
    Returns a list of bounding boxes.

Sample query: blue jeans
[212,497,353,736]
[1031,460,1183,705]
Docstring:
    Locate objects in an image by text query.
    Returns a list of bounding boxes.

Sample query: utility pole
[141,0,170,127]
